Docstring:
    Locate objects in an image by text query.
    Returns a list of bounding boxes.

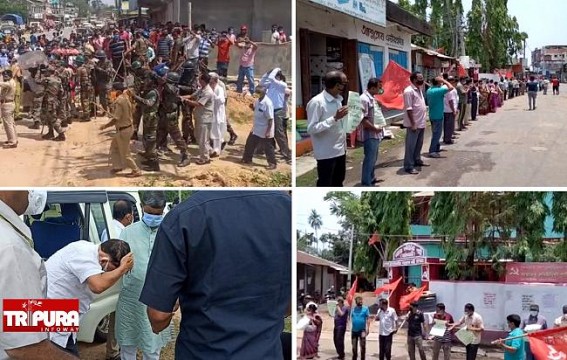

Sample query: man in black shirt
[407,302,427,360]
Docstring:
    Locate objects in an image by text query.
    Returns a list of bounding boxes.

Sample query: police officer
[157,72,191,167]
[132,75,160,171]
[75,55,94,121]
[125,30,148,67]
[93,50,115,113]
[41,67,66,142]
[100,83,142,177]
[57,61,72,127]
[0,69,18,148]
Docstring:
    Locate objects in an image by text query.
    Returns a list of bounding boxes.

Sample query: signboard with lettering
[506,262,567,284]
[310,0,387,28]
[384,242,428,268]
[359,24,407,50]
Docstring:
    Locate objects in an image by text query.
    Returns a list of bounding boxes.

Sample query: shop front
[296,0,430,109]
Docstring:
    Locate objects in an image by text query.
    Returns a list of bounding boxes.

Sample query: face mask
[378,88,384,95]
[23,190,47,215]
[530,311,538,317]
[142,213,163,228]
[416,80,425,86]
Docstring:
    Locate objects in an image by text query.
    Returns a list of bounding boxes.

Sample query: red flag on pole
[457,64,467,77]
[374,277,402,295]
[528,326,567,360]
[346,277,358,307]
[375,60,411,110]
[399,285,426,310]
[368,233,380,245]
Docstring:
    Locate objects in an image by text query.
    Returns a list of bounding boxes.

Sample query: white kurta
[210,84,227,154]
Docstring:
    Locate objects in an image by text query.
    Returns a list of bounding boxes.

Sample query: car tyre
[94,313,111,343]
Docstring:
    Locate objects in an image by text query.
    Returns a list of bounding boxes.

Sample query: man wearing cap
[236,37,258,95]
[520,304,548,360]
[10,58,22,120]
[100,83,141,177]
[76,55,94,121]
[41,67,66,142]
[93,50,115,113]
[0,69,17,148]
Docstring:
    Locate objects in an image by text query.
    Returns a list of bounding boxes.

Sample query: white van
[24,190,142,343]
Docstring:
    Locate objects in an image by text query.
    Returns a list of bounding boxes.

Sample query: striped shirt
[199,37,212,59]
[432,312,454,343]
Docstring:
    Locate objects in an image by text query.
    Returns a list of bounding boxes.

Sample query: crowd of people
[0,190,292,359]
[0,21,291,173]
[305,70,558,186]
[298,289,567,360]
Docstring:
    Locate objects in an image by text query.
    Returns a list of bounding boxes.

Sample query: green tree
[551,192,567,261]
[308,209,323,253]
[0,0,28,20]
[466,0,486,68]
[297,230,317,254]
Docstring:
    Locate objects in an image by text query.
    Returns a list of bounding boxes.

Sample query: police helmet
[166,72,180,84]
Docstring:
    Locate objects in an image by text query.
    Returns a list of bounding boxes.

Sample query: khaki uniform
[10,64,22,119]
[0,79,17,144]
[109,93,139,172]
[132,38,148,66]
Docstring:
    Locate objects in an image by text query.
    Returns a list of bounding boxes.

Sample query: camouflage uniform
[41,74,66,141]
[130,67,152,140]
[57,64,72,126]
[77,64,94,120]
[131,37,148,66]
[28,68,45,129]
[178,59,199,144]
[93,59,114,112]
[133,86,160,171]
[157,80,190,167]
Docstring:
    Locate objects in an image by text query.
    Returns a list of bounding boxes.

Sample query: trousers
[1,102,16,144]
[120,345,160,360]
[316,154,346,187]
[110,126,139,171]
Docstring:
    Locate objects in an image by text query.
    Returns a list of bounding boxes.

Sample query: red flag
[374,277,402,295]
[528,327,567,360]
[399,285,426,310]
[346,277,358,307]
[375,60,411,110]
[457,65,467,77]
[368,233,380,245]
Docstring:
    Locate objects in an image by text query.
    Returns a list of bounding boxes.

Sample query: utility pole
[347,225,354,288]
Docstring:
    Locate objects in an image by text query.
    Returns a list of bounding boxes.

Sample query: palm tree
[308,209,323,254]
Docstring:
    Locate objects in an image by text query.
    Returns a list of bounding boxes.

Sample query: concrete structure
[296,0,432,108]
[27,0,47,21]
[531,45,567,78]
[137,0,290,42]
[297,251,348,302]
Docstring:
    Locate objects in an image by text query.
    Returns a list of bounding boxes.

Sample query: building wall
[296,0,412,106]
[176,0,290,41]
[430,280,567,333]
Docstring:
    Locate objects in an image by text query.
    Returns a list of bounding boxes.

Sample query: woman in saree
[488,81,498,113]
[478,81,490,115]
[299,302,323,359]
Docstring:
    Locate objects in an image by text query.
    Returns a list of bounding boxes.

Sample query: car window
[90,202,108,242]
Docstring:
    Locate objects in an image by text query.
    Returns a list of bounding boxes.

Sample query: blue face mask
[142,213,163,228]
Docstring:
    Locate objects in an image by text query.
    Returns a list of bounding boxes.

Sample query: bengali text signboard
[506,262,567,284]
[310,0,386,27]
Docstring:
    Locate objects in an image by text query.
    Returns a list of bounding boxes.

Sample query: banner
[528,326,567,360]
[374,276,402,295]
[399,285,425,310]
[346,277,359,307]
[375,60,411,110]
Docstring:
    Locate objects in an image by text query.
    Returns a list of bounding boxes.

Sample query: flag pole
[490,332,528,344]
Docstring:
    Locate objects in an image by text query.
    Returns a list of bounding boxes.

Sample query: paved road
[342,91,567,187]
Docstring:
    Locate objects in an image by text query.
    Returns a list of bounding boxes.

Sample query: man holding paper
[448,303,484,360]
[429,303,454,360]
[375,298,398,360]
[360,78,386,186]
[306,71,349,187]
[520,304,547,360]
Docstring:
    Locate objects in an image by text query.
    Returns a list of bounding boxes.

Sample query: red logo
[2,299,80,332]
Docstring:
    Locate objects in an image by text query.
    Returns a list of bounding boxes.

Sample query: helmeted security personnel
[41,67,66,141]
[93,50,115,113]
[132,75,160,171]
[128,60,151,140]
[27,65,46,129]
[75,55,94,121]
[178,58,199,144]
[157,72,190,167]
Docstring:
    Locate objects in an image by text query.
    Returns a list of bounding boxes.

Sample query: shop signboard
[309,0,386,27]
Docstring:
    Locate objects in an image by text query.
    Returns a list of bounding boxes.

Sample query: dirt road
[1,91,291,187]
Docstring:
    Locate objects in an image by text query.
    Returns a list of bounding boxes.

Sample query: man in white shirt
[241,84,277,169]
[449,303,484,360]
[183,30,201,60]
[270,25,279,44]
[266,68,291,161]
[100,200,134,242]
[306,70,349,186]
[46,240,134,356]
[0,190,78,360]
[375,298,398,360]
[403,72,428,174]
[443,76,459,145]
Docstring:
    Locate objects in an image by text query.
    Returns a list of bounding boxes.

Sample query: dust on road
[1,90,291,187]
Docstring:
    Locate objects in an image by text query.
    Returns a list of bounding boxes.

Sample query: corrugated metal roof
[297,251,348,272]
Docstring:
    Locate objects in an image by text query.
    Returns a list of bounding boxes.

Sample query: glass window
[90,202,108,242]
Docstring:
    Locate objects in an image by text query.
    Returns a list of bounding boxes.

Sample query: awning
[411,44,455,60]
